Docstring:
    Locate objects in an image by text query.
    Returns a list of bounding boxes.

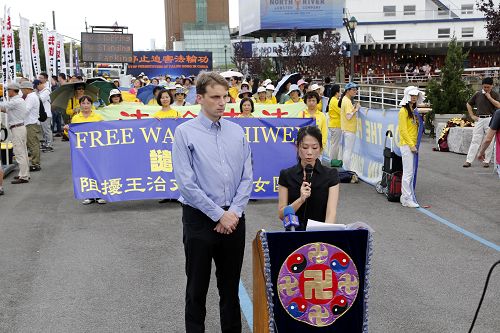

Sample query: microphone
[305,164,314,183]
[283,205,300,231]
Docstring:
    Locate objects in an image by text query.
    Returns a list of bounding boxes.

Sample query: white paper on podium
[306,220,375,232]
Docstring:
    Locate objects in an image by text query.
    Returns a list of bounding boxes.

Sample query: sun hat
[238,87,252,98]
[20,81,34,89]
[309,83,321,91]
[297,79,306,86]
[266,84,275,91]
[257,86,267,93]
[6,82,20,90]
[399,86,425,106]
[262,79,272,86]
[109,89,121,98]
[287,84,301,95]
[344,82,359,90]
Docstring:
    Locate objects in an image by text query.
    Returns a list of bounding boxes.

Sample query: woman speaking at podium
[278,126,340,231]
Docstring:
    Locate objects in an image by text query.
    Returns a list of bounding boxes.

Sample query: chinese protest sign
[70,118,313,202]
[128,51,212,78]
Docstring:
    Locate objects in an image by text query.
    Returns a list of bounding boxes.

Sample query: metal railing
[338,83,406,110]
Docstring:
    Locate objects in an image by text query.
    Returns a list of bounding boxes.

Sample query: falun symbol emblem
[277,242,359,327]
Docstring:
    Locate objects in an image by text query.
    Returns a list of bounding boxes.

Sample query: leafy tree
[276,29,304,75]
[426,38,473,131]
[305,30,342,78]
[477,0,500,44]
[231,41,278,81]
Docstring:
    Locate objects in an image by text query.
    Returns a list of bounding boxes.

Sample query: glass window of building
[461,4,474,14]
[196,0,208,23]
[438,28,450,38]
[383,6,396,17]
[461,27,474,38]
[404,5,416,15]
[384,30,396,40]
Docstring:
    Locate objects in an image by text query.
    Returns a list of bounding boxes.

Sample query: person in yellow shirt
[300,91,327,148]
[153,89,182,119]
[309,83,324,112]
[228,77,243,102]
[339,82,360,171]
[147,86,163,105]
[239,97,255,117]
[63,95,106,205]
[66,83,86,118]
[284,84,304,104]
[398,87,425,208]
[254,86,268,104]
[266,84,278,104]
[327,85,341,160]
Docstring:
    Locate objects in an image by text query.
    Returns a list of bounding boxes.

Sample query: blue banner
[128,51,212,78]
[260,0,345,30]
[347,108,423,186]
[70,118,313,202]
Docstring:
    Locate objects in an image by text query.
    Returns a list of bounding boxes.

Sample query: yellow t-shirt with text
[398,106,418,147]
[340,96,357,133]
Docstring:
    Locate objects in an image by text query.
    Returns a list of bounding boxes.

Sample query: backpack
[385,171,402,202]
[38,98,48,122]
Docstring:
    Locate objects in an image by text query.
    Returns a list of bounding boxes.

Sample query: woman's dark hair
[110,93,123,103]
[239,97,254,113]
[153,86,163,95]
[296,126,323,150]
[331,84,340,96]
[252,78,260,94]
[79,95,93,105]
[403,101,416,119]
[156,89,174,106]
[74,83,86,91]
[338,90,348,108]
[304,91,320,103]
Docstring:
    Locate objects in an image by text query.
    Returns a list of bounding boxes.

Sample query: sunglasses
[76,87,85,90]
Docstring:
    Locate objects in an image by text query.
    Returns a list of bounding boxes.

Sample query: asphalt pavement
[0,136,498,333]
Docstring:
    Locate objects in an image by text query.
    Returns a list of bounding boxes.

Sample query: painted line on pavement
[417,208,500,252]
[239,280,253,329]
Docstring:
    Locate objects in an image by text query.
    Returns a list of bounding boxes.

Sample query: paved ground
[0,137,498,332]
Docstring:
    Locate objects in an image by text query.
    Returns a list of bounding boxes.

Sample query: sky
[7,0,240,50]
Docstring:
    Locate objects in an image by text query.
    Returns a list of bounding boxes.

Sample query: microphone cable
[468,259,500,333]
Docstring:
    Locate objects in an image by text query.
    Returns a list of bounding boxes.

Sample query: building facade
[164,0,231,69]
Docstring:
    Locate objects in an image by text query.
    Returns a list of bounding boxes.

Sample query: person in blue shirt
[172,72,253,333]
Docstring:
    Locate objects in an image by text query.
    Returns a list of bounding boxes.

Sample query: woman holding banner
[64,95,106,205]
[339,82,360,171]
[154,89,181,119]
[278,126,339,230]
[398,87,425,208]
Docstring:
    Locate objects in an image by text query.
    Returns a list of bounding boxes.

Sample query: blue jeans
[52,110,63,133]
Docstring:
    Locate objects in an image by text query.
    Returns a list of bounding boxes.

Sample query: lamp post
[344,16,358,82]
[224,45,228,70]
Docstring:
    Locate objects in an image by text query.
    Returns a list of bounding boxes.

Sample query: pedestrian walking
[20,81,41,172]
[172,72,253,333]
[463,77,499,168]
[34,79,54,152]
[0,83,30,183]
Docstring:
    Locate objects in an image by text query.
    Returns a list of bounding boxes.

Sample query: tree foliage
[426,37,473,124]
[477,0,500,44]
[305,30,342,78]
[276,29,304,75]
[231,41,278,81]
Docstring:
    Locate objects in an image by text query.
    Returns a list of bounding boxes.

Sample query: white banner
[19,15,33,80]
[31,26,41,76]
[56,33,66,75]
[43,28,57,76]
[1,7,17,96]
[252,42,315,57]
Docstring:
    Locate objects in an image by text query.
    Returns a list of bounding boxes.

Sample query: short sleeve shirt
[468,91,500,116]
[278,159,339,228]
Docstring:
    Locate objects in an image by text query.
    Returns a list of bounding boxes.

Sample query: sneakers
[402,201,420,208]
[463,162,471,168]
[82,198,95,205]
[11,178,29,184]
[96,198,107,204]
[42,146,54,153]
[30,165,42,172]
[483,162,490,168]
[0,188,4,195]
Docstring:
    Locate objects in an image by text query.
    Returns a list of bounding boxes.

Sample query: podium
[253,229,372,332]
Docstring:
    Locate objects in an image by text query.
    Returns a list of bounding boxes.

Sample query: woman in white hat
[284,84,304,104]
[255,86,268,104]
[398,86,425,208]
[309,83,323,112]
[109,89,123,105]
[265,84,277,104]
[172,85,191,106]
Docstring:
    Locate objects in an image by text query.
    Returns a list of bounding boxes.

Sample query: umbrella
[90,81,117,105]
[86,77,107,84]
[273,73,301,97]
[137,85,160,104]
[220,70,243,78]
[50,82,100,110]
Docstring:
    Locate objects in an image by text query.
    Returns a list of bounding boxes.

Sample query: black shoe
[54,133,62,137]
[11,178,29,184]
[158,199,175,203]
[0,189,4,195]
[30,166,42,172]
